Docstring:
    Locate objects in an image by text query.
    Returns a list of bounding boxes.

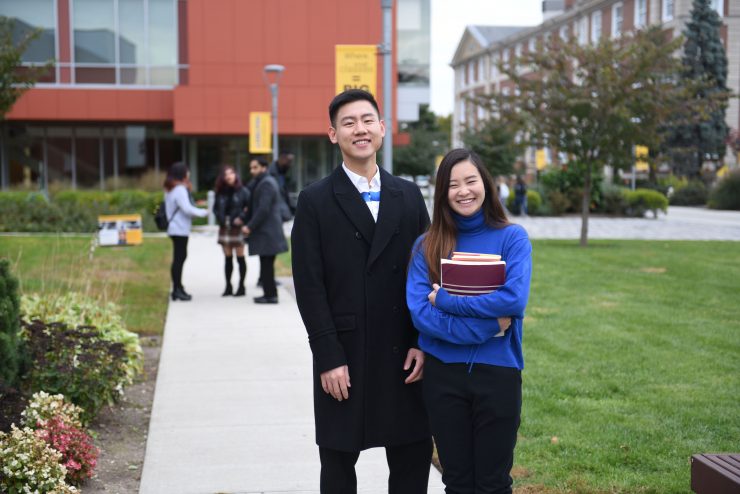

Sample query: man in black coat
[291,89,432,493]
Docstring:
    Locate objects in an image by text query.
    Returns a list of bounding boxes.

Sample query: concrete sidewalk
[139,229,445,493]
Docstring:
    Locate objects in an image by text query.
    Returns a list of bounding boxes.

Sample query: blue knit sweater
[406,210,532,370]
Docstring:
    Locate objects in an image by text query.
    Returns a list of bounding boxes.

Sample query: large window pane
[119,0,146,64]
[149,0,176,65]
[397,0,430,86]
[0,0,55,63]
[74,0,115,64]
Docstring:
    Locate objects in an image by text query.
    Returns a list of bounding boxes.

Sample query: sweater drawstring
[467,345,480,374]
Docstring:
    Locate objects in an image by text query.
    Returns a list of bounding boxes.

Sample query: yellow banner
[98,214,142,246]
[635,145,649,172]
[535,149,547,170]
[249,112,272,154]
[335,45,377,95]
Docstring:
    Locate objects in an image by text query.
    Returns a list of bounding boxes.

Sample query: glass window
[711,0,722,16]
[0,0,55,63]
[528,38,536,53]
[662,0,674,21]
[397,0,430,87]
[635,0,647,27]
[559,25,568,41]
[591,11,602,42]
[491,55,498,79]
[612,3,623,38]
[148,0,177,65]
[74,0,115,64]
[119,0,146,65]
[515,43,522,58]
[578,18,588,45]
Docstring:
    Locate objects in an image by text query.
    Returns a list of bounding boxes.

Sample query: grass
[0,235,171,335]
[516,240,740,493]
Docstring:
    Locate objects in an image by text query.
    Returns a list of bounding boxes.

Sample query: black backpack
[154,202,178,231]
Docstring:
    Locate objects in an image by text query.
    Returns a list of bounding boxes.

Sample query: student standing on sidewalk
[406,148,532,493]
[163,162,208,301]
[243,158,288,304]
[213,165,251,297]
[291,90,432,493]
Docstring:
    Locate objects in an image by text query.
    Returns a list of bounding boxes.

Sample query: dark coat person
[244,158,288,304]
[292,89,433,492]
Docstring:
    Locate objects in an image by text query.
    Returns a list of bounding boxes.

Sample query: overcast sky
[429,0,542,116]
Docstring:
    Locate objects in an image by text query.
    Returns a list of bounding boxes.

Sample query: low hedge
[506,189,543,215]
[0,190,162,232]
[669,180,707,206]
[624,188,668,218]
[708,170,740,210]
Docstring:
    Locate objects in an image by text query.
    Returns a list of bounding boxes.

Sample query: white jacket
[164,184,207,236]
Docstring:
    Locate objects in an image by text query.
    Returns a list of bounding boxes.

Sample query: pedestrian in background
[243,158,288,304]
[269,150,295,220]
[406,148,532,493]
[163,162,208,301]
[498,176,510,210]
[213,165,251,297]
[514,175,528,216]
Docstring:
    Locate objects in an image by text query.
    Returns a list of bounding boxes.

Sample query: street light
[263,64,285,163]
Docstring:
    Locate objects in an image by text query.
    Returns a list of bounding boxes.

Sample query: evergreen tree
[0,259,21,386]
[664,0,730,176]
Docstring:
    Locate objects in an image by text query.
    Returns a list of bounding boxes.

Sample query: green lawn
[517,240,740,493]
[0,235,170,335]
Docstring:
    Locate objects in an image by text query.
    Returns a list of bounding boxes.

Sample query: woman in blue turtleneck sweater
[406,148,532,493]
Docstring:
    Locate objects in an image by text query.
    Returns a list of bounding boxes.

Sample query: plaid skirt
[217,225,244,247]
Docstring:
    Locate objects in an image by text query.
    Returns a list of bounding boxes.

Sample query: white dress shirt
[342,163,381,222]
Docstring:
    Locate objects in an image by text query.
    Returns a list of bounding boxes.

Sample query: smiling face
[328,100,385,167]
[447,160,485,216]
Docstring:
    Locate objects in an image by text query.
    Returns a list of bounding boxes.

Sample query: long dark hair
[214,164,242,194]
[164,162,190,191]
[423,148,509,284]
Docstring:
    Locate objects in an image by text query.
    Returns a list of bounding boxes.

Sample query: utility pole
[380,0,393,173]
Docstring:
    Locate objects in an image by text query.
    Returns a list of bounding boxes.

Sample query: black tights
[224,255,247,286]
[170,235,189,290]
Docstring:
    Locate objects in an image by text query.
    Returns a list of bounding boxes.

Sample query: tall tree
[0,16,48,189]
[663,0,730,176]
[393,105,449,177]
[492,26,685,246]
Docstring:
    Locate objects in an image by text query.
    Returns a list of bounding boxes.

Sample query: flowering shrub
[22,320,129,422]
[22,292,143,385]
[21,391,84,430]
[35,416,99,486]
[0,425,78,493]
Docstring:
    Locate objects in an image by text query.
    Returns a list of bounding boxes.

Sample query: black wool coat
[291,166,431,452]
[247,173,288,257]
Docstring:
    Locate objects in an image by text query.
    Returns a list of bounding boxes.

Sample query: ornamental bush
[624,188,669,218]
[21,391,84,430]
[21,320,129,423]
[0,425,78,493]
[0,259,22,387]
[599,185,630,215]
[22,293,143,385]
[668,180,707,206]
[35,416,99,486]
[708,170,740,210]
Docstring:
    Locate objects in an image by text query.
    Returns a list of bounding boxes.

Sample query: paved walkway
[139,230,445,494]
[139,206,740,493]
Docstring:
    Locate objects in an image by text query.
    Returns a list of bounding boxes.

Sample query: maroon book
[440,258,506,296]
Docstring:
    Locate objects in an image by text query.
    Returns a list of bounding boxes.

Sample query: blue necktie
[360,191,381,202]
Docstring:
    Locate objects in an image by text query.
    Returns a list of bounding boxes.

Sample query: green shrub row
[0,190,163,233]
[708,170,740,210]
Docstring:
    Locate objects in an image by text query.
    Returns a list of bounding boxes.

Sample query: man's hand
[428,283,441,306]
[242,225,251,237]
[320,365,351,401]
[233,217,243,226]
[404,348,425,384]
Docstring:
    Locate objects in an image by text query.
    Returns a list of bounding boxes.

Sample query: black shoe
[234,285,246,297]
[171,288,192,301]
[222,283,233,296]
[253,296,278,304]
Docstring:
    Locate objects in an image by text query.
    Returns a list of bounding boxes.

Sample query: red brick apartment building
[1,0,431,192]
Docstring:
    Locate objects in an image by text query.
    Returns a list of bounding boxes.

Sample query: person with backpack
[163,162,207,301]
[213,165,251,297]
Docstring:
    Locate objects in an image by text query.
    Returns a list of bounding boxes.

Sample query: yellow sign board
[249,112,272,154]
[635,145,649,172]
[335,45,377,95]
[97,214,142,246]
[535,149,547,170]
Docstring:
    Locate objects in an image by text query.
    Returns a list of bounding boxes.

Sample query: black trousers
[169,235,189,290]
[259,255,277,297]
[422,354,521,494]
[319,438,433,494]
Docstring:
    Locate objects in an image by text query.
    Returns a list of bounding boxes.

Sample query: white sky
[429,0,542,116]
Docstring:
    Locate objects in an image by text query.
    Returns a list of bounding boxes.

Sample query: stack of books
[440,252,506,296]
